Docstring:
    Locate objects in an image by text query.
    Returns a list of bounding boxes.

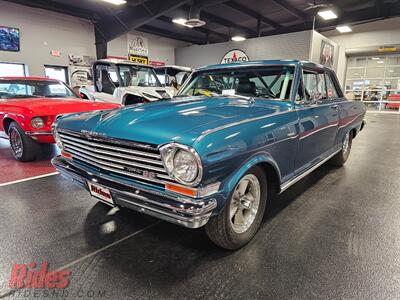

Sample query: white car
[80,59,175,105]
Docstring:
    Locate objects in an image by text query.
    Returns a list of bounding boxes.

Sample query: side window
[325,72,339,99]
[303,70,327,103]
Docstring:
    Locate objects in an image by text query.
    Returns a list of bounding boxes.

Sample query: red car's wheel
[8,121,40,162]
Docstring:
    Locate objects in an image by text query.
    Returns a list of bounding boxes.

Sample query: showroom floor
[0,113,400,299]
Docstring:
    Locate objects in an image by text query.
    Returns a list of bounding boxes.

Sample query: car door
[294,68,340,173]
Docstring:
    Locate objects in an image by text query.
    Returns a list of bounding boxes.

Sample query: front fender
[216,152,281,208]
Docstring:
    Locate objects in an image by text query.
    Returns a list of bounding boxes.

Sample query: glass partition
[345,55,400,112]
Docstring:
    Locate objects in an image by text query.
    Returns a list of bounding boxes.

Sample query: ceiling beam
[97,0,191,42]
[269,0,307,21]
[137,25,203,44]
[158,15,229,42]
[200,10,258,36]
[224,0,283,29]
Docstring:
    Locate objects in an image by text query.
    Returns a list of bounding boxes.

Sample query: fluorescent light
[377,60,385,64]
[318,10,338,20]
[336,25,352,33]
[172,18,193,28]
[101,0,127,5]
[372,57,380,60]
[231,36,246,42]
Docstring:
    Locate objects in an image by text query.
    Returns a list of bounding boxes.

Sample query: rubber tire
[8,121,40,162]
[330,131,353,167]
[205,166,267,250]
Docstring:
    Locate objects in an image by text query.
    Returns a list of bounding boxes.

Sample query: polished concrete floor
[0,113,399,299]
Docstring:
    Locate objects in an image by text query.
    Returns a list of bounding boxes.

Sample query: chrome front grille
[58,130,173,186]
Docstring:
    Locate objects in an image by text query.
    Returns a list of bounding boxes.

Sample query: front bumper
[52,156,217,228]
[26,130,55,143]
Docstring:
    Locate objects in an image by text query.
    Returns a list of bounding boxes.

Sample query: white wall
[324,17,400,86]
[107,31,189,65]
[175,30,313,68]
[0,1,96,77]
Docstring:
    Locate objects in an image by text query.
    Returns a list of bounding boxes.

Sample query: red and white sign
[221,49,250,64]
[88,182,114,204]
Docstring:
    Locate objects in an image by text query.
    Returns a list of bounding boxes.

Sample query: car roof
[195,60,334,72]
[155,65,192,72]
[0,76,58,81]
[96,59,153,68]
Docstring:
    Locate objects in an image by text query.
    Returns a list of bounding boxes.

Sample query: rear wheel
[205,166,267,250]
[330,131,353,166]
[8,122,40,162]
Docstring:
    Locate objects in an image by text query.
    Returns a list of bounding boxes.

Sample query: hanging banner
[221,49,250,64]
[129,54,149,65]
[128,34,149,56]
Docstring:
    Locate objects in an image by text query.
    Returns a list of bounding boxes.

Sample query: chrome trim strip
[59,133,160,159]
[196,109,295,142]
[299,123,339,140]
[338,113,364,129]
[280,148,341,193]
[25,131,53,136]
[64,144,167,173]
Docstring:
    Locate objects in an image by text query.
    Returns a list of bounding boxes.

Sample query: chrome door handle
[330,105,339,110]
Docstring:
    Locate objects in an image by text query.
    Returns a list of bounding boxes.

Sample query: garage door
[345,55,400,112]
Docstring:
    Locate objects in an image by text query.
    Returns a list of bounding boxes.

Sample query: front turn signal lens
[165,183,197,198]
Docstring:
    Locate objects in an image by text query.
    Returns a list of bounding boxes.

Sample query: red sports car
[0,77,120,161]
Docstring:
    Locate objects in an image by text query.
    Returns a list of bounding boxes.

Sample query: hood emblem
[81,130,107,139]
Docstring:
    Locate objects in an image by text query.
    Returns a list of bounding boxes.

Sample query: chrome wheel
[229,174,261,234]
[342,132,350,155]
[10,128,23,158]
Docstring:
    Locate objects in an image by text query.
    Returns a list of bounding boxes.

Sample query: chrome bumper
[52,156,217,229]
[26,130,53,136]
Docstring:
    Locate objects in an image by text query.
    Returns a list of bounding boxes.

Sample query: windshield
[0,79,78,100]
[118,64,161,88]
[178,66,295,101]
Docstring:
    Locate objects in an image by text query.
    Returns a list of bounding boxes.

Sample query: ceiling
[4,0,400,47]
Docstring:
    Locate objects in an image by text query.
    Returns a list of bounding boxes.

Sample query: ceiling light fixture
[336,25,352,33]
[317,10,338,20]
[101,0,127,5]
[172,18,194,28]
[231,36,246,42]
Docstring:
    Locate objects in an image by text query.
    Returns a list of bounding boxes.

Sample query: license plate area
[87,182,114,205]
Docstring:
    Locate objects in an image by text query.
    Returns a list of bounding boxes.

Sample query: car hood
[2,97,119,115]
[58,96,291,146]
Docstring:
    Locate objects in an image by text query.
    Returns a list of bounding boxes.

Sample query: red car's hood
[1,97,119,115]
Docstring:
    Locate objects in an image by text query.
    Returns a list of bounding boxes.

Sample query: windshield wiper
[10,95,41,98]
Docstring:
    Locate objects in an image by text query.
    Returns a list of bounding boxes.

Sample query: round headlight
[160,144,202,186]
[173,150,198,183]
[31,117,45,129]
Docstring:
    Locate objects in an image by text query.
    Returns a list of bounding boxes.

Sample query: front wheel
[330,131,353,166]
[8,122,40,162]
[205,166,267,250]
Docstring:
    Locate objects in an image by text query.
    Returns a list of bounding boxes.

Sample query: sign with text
[221,49,250,64]
[129,54,149,65]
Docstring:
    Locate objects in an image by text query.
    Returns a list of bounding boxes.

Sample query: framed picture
[319,40,334,67]
[0,26,20,52]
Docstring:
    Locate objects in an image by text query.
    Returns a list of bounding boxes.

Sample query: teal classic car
[52,60,366,249]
